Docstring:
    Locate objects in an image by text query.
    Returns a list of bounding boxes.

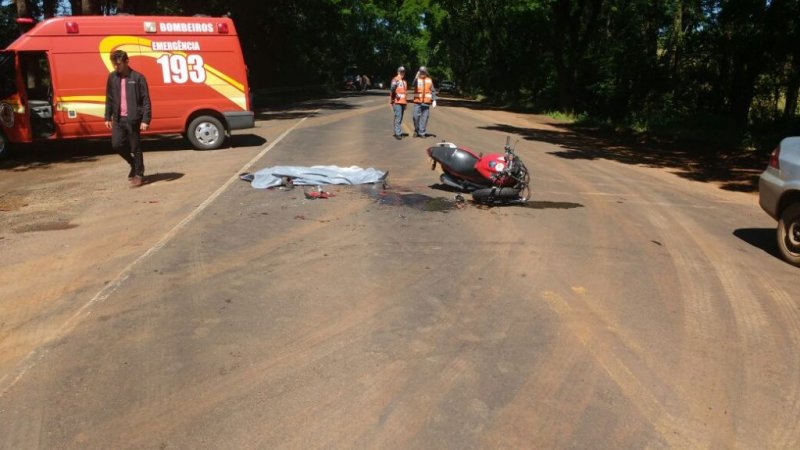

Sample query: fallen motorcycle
[427,137,530,204]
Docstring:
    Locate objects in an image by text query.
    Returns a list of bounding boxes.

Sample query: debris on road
[303,186,334,199]
[454,194,467,209]
[239,165,387,189]
[276,177,295,191]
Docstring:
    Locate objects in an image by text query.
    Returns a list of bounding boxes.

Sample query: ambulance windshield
[0,52,16,99]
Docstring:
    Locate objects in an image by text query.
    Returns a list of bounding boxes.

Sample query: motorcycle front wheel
[472,187,523,205]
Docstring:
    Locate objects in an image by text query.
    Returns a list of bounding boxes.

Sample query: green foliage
[0,2,19,48]
[545,110,588,123]
[2,0,798,146]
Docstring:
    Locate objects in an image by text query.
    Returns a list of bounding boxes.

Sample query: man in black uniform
[104,50,151,187]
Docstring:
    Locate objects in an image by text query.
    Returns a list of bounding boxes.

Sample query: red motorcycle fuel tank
[475,153,515,186]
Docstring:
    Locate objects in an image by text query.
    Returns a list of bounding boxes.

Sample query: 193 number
[156,54,206,84]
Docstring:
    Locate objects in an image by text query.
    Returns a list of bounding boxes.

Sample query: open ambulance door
[0,50,19,158]
[18,51,55,140]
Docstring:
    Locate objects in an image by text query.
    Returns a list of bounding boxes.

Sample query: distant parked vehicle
[342,65,359,91]
[759,137,800,266]
[438,80,458,95]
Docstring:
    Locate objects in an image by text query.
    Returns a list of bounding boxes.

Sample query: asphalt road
[1,92,799,449]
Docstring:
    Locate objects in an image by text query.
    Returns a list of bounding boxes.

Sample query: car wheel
[778,202,800,267]
[187,115,225,150]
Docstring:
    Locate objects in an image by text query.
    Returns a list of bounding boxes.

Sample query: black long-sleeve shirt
[104,69,151,124]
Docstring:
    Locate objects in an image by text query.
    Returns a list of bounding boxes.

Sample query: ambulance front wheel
[187,115,226,150]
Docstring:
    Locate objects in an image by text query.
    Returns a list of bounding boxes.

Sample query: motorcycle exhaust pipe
[440,174,465,191]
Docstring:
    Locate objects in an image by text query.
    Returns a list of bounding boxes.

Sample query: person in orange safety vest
[390,66,408,140]
[412,66,437,138]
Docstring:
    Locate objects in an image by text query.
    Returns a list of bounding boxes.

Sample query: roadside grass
[532,108,794,192]
[544,110,588,124]
[544,109,795,155]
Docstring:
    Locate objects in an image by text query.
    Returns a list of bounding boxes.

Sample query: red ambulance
[0,15,254,158]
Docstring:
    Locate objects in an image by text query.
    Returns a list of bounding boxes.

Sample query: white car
[759,137,800,266]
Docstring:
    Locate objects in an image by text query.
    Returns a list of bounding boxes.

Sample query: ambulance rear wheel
[187,115,225,150]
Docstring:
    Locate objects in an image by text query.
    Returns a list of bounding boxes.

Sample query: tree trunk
[42,0,57,18]
[15,0,36,34]
[553,50,576,113]
[669,0,683,78]
[68,0,82,15]
[551,0,576,112]
[81,0,100,15]
[179,0,201,15]
[15,0,30,18]
[550,0,603,113]
[729,57,759,134]
[784,57,800,122]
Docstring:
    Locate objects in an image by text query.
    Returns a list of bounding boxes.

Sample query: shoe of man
[394,134,402,140]
[128,165,135,180]
[413,132,421,138]
[130,176,143,187]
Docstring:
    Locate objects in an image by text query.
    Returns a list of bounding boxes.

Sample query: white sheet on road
[240,165,387,189]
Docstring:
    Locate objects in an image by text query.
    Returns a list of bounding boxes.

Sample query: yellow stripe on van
[204,66,245,92]
[59,96,106,103]
[57,102,106,118]
[99,36,247,110]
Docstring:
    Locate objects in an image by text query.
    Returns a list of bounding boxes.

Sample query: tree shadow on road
[0,134,266,172]
[439,97,519,112]
[255,97,361,121]
[477,123,766,193]
[733,228,781,260]
[255,91,391,121]
[255,111,319,121]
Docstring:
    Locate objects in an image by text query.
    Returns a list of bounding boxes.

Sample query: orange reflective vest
[413,77,434,104]
[391,75,407,105]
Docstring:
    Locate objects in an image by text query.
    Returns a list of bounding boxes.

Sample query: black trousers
[112,117,144,177]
